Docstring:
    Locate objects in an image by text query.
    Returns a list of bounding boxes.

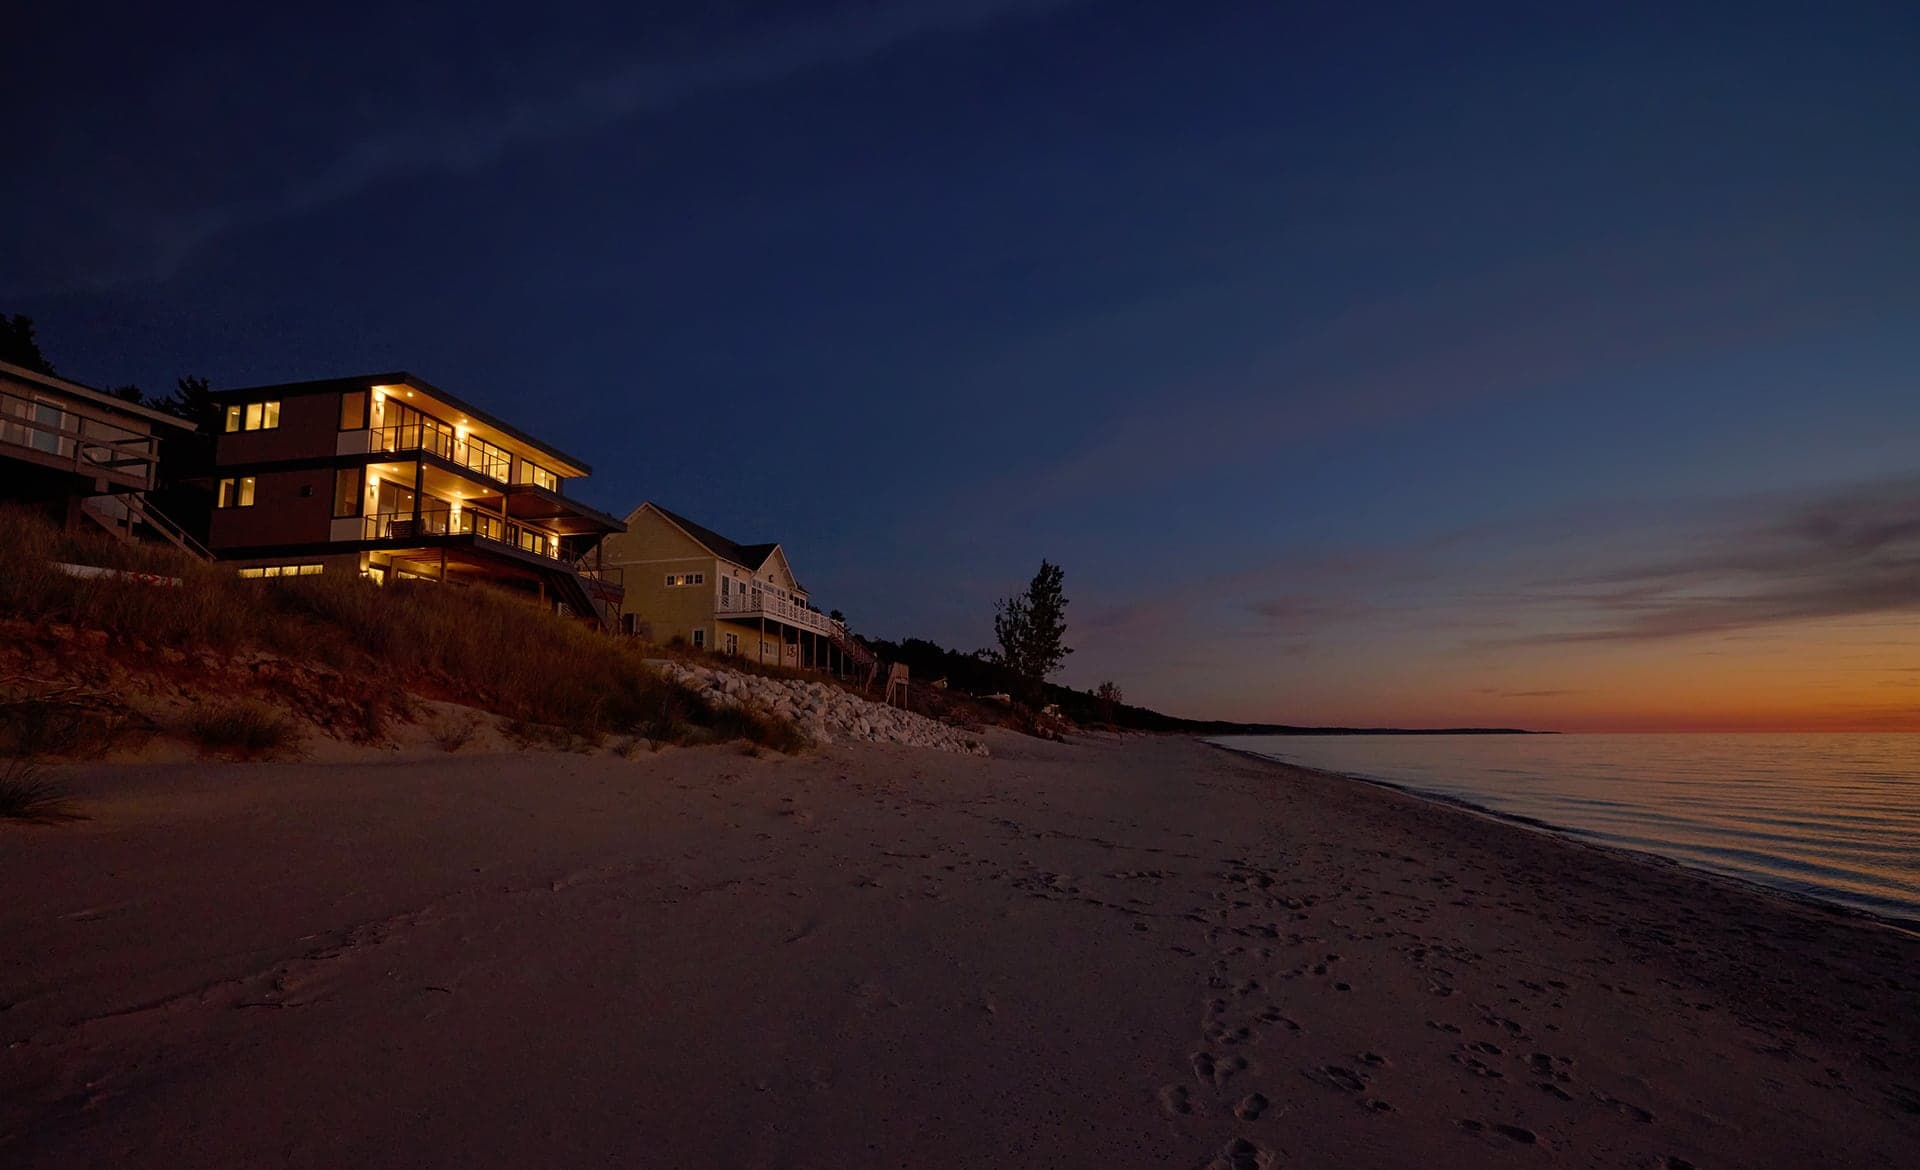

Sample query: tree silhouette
[992,560,1072,700]
[1,314,56,375]
[151,375,216,426]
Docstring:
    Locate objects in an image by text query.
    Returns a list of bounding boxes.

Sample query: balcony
[2,387,160,490]
[370,423,511,483]
[715,590,846,638]
[360,506,562,560]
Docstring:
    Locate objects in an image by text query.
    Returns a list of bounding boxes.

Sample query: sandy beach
[3,733,1916,1168]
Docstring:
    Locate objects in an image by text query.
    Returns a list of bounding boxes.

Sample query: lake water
[1210,733,1920,924]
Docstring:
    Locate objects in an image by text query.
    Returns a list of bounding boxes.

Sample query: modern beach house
[602,502,874,676]
[0,358,202,550]
[205,373,625,625]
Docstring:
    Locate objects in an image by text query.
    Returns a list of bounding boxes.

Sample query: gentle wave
[1211,733,1920,922]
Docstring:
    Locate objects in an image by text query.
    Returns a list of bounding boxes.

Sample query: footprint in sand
[1157,1084,1193,1116]
[1450,1050,1505,1079]
[1192,1051,1249,1087]
[1457,1119,1538,1145]
[1207,1137,1275,1170]
[1206,1022,1253,1046]
[1592,1092,1655,1122]
[1234,1092,1269,1121]
[1306,1064,1371,1093]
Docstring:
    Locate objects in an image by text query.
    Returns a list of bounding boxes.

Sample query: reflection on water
[1211,734,1920,922]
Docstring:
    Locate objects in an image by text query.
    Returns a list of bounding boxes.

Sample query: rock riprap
[656,662,989,755]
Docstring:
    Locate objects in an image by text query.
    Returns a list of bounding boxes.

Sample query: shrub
[0,759,81,823]
[432,712,482,753]
[186,701,302,758]
[707,703,811,754]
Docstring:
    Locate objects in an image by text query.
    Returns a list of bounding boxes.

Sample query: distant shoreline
[1182,724,1549,736]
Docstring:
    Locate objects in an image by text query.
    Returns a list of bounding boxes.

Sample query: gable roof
[645,503,807,592]
[649,503,778,570]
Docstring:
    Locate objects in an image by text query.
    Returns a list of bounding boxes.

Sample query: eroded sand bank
[3,734,1916,1168]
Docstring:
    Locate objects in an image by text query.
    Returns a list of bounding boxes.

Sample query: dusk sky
[9,1,1918,731]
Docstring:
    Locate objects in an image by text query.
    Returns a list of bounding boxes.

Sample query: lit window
[228,400,282,431]
[216,477,257,508]
[238,563,323,579]
[520,459,559,491]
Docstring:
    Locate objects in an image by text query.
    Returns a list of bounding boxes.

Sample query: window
[225,400,281,432]
[332,468,363,518]
[237,564,324,579]
[664,572,707,587]
[339,390,367,430]
[459,433,510,482]
[723,632,738,655]
[691,629,706,649]
[28,401,65,455]
[216,476,257,508]
[519,459,559,492]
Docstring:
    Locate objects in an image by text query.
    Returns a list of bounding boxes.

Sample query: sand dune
[3,734,1915,1168]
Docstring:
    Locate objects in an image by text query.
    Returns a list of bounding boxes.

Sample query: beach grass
[185,700,304,759]
[0,758,82,823]
[0,505,808,754]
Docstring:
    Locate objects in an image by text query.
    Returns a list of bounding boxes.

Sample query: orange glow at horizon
[1186,614,1920,733]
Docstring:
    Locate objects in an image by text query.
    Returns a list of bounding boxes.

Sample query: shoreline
[1205,737,1920,936]
[5,733,1917,1168]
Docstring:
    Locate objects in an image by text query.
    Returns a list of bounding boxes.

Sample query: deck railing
[360,507,597,569]
[370,424,512,483]
[715,590,844,637]
[1,389,159,488]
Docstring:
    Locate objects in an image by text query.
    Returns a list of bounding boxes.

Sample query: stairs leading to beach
[79,493,212,561]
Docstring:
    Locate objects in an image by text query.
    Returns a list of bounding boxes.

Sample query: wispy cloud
[13,0,1077,294]
[1510,475,1920,645]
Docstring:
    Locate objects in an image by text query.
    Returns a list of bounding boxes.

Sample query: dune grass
[0,505,807,753]
[185,700,303,759]
[0,759,81,823]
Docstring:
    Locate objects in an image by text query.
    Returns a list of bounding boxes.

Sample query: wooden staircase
[79,493,211,561]
[826,622,882,689]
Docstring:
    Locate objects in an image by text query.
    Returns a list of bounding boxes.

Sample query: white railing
[714,591,846,638]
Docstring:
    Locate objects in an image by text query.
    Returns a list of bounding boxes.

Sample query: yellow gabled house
[603,502,872,676]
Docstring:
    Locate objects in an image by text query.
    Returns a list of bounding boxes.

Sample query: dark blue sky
[10,1,1920,725]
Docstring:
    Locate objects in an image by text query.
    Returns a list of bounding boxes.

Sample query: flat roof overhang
[212,371,594,476]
